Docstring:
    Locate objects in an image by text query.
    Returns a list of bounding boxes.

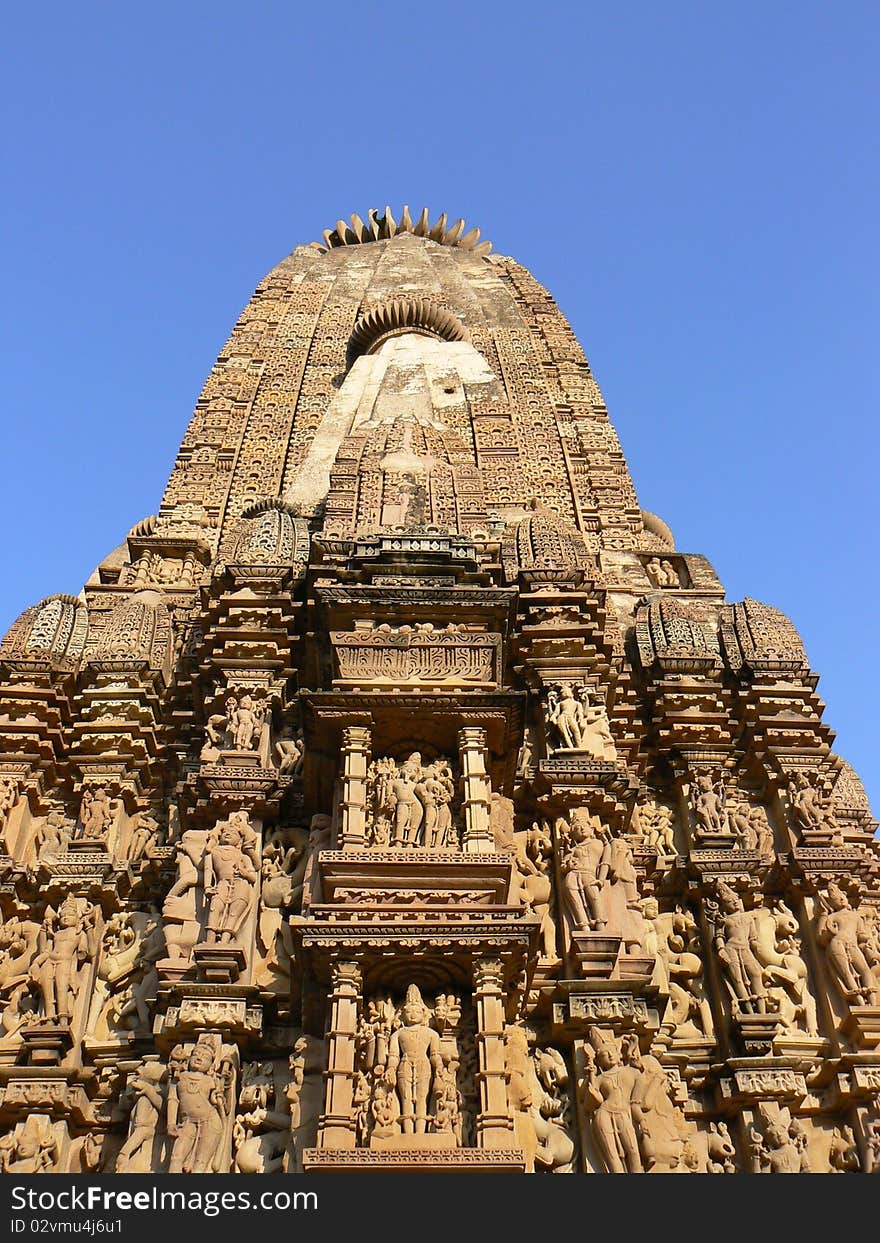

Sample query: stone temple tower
[0,207,877,1175]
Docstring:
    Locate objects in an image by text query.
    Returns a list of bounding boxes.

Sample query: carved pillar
[473,957,514,1149]
[317,959,362,1149]
[458,726,493,854]
[339,726,371,849]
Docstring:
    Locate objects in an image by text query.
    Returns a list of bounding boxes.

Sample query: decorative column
[317,960,362,1149]
[339,726,371,849]
[458,726,493,854]
[473,956,514,1149]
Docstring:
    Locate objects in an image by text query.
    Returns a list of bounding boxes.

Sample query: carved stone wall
[0,206,876,1173]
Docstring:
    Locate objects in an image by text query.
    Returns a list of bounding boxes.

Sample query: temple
[0,207,877,1175]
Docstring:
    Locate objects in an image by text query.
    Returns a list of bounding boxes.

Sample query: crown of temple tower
[0,207,876,1177]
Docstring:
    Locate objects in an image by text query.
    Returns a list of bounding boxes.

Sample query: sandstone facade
[0,207,877,1175]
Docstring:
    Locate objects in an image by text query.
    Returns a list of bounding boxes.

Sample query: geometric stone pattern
[0,207,877,1175]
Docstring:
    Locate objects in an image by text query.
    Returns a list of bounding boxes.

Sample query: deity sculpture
[79,786,114,840]
[579,1029,643,1173]
[751,1112,811,1173]
[558,809,609,932]
[630,800,676,854]
[225,694,264,752]
[710,883,768,1016]
[0,778,19,849]
[384,984,445,1135]
[30,895,99,1022]
[692,773,728,837]
[204,820,259,945]
[816,883,878,1006]
[167,1038,234,1174]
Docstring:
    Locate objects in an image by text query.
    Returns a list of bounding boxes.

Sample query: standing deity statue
[710,883,768,1016]
[167,1039,233,1174]
[384,984,444,1135]
[226,694,264,751]
[559,809,610,932]
[692,773,728,837]
[816,883,878,1006]
[752,1114,811,1173]
[389,754,425,847]
[0,779,19,849]
[29,895,99,1022]
[546,683,585,751]
[579,1029,643,1173]
[204,820,259,945]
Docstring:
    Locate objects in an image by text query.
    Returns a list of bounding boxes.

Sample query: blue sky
[1,4,877,809]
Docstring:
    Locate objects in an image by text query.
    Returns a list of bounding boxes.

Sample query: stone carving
[89,910,163,1040]
[30,895,99,1022]
[512,822,559,964]
[645,557,680,588]
[78,785,115,840]
[34,811,73,862]
[205,818,259,944]
[828,1125,859,1173]
[233,1061,292,1173]
[0,1115,59,1173]
[1,213,876,1176]
[334,624,498,687]
[692,772,729,839]
[706,1121,737,1173]
[630,800,676,854]
[545,683,617,760]
[708,883,770,1016]
[579,1029,690,1173]
[816,883,879,1006]
[115,1062,166,1172]
[226,694,266,752]
[642,899,714,1041]
[167,1036,236,1174]
[750,1107,811,1173]
[558,810,645,951]
[354,985,463,1145]
[366,754,458,849]
[275,724,304,776]
[505,1027,575,1172]
[788,772,840,840]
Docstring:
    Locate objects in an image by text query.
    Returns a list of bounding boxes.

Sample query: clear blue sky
[1,5,877,810]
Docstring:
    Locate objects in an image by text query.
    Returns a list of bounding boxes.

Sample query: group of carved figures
[365,753,458,848]
[544,683,617,760]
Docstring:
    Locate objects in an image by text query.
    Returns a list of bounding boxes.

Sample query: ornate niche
[225,498,310,577]
[352,983,472,1152]
[0,593,89,664]
[91,590,173,670]
[501,499,595,587]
